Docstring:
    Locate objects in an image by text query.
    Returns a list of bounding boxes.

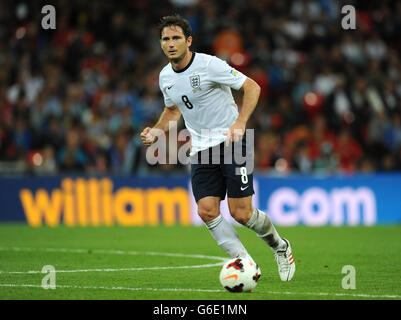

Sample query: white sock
[245,208,287,252]
[205,214,254,263]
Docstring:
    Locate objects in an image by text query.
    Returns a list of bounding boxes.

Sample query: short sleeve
[159,75,175,107]
[207,56,247,90]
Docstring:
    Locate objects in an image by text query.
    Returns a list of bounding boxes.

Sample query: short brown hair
[159,14,192,39]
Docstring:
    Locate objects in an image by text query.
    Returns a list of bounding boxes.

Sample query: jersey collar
[172,52,196,73]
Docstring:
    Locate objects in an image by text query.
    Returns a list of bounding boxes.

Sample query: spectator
[336,127,363,173]
[0,0,400,176]
[57,128,88,172]
[33,145,58,175]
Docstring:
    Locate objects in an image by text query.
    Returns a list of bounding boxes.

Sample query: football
[219,258,261,292]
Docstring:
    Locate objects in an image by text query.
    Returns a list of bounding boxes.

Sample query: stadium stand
[0,0,400,175]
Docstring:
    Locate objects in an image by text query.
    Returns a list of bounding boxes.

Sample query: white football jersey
[159,52,247,156]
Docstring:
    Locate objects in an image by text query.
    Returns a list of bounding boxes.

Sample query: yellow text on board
[19,178,191,227]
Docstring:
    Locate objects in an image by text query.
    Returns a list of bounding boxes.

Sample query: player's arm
[140,105,181,146]
[224,77,261,145]
[237,77,261,125]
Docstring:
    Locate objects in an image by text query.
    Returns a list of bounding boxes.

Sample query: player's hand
[140,127,159,146]
[223,121,246,147]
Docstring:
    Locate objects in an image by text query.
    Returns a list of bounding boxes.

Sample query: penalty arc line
[0,247,227,261]
[0,262,225,274]
[0,284,400,299]
[0,247,228,274]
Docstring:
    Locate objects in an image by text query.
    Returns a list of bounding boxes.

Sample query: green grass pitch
[0,223,400,300]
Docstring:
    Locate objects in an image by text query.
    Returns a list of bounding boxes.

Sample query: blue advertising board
[254,174,401,226]
[0,174,400,226]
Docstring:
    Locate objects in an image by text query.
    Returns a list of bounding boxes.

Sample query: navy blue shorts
[190,135,254,203]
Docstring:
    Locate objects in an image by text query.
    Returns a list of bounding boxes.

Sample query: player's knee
[230,206,253,225]
[197,201,219,222]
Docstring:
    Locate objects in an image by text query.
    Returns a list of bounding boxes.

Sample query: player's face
[160,26,192,62]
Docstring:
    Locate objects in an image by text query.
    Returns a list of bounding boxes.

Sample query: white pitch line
[0,247,227,274]
[0,284,400,299]
[0,262,225,274]
[0,284,223,293]
[0,247,227,262]
[255,290,401,299]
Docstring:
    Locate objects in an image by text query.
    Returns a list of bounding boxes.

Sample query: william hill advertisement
[1,174,401,226]
[0,176,191,227]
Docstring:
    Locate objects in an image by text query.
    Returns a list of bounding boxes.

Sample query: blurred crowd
[1,0,401,176]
